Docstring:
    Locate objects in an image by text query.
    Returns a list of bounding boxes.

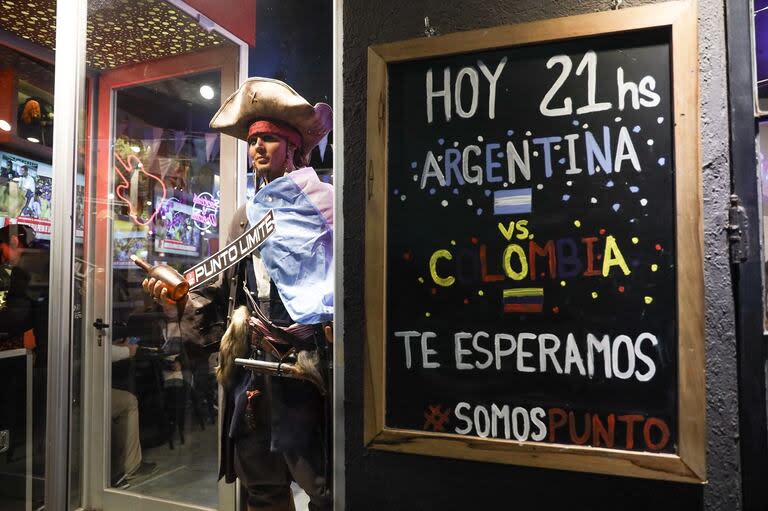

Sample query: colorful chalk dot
[403,252,412,260]
[425,312,431,317]
[412,175,418,182]
[554,144,561,150]
[591,291,598,299]
[401,195,407,201]
[438,138,445,145]
[615,117,622,122]
[431,288,437,295]
[618,286,625,293]
[572,120,580,126]
[453,141,459,147]
[574,220,581,227]
[606,180,614,188]
[658,157,666,166]
[484,189,492,197]
[595,165,601,172]
[453,188,459,195]
[478,136,484,142]
[533,151,540,157]
[441,200,449,207]
[560,280,567,287]
[463,298,469,305]
[644,296,653,304]
[410,162,417,169]
[647,139,654,146]
[537,184,544,190]
[507,129,514,136]
[629,186,639,193]
[497,152,504,158]
[467,199,473,206]
[429,188,436,195]
[476,208,483,215]
[503,182,509,187]
[582,123,589,129]
[559,158,567,164]
[633,125,641,133]
[651,264,659,272]
[478,290,484,296]
[437,155,443,162]
[552,306,560,314]
[471,237,479,245]
[655,244,662,251]
[418,277,425,283]
[612,203,620,212]
[525,130,532,136]
[566,180,573,186]
[394,189,399,195]
[596,254,602,260]
[591,197,598,204]
[562,194,570,201]
[631,237,639,244]
[599,228,606,235]
[540,272,546,277]
[529,234,534,240]
[450,240,456,246]
[640,198,648,206]
[657,117,664,124]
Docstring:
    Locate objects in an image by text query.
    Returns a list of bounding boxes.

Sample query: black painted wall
[342,0,740,510]
[249,0,332,106]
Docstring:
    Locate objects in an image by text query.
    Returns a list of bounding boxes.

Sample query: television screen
[153,192,201,257]
[0,150,53,239]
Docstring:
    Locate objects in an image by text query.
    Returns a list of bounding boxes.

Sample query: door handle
[92,318,109,331]
[93,318,109,347]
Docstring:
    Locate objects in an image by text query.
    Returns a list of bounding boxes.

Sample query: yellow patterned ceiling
[0,0,229,70]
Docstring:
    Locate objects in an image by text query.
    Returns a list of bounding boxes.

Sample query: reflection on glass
[107,71,222,508]
[0,31,55,511]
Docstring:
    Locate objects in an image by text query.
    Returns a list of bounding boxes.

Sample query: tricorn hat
[209,77,332,158]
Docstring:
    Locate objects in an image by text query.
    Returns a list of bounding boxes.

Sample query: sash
[183,210,275,290]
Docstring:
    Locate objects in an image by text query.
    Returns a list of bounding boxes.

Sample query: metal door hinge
[728,194,749,263]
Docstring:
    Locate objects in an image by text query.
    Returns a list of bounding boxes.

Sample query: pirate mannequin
[143,78,333,511]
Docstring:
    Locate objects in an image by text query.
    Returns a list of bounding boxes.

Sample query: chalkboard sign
[364,1,705,482]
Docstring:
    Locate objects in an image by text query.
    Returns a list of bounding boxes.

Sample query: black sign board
[387,29,676,452]
[365,2,705,482]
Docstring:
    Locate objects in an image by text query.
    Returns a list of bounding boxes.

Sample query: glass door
[73,2,244,509]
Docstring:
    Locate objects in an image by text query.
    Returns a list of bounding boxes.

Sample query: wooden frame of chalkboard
[364,0,704,482]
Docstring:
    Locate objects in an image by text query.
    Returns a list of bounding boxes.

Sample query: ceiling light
[0,120,10,131]
[199,85,215,100]
[27,137,39,143]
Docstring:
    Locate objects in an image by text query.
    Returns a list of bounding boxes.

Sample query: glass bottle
[130,255,189,301]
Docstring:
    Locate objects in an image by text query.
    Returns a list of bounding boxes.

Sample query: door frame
[726,0,768,509]
[45,0,250,508]
[85,44,242,511]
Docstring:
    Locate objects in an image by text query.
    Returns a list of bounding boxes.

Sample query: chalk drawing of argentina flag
[246,167,333,325]
[494,188,532,215]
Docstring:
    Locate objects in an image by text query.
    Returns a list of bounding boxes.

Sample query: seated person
[111,340,157,485]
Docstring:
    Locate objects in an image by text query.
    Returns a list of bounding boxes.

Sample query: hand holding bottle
[132,255,189,315]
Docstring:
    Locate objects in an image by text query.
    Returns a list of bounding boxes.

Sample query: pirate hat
[209,77,332,158]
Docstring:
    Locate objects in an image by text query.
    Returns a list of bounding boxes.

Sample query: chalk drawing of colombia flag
[246,167,334,325]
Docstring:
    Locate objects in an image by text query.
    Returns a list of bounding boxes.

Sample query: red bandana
[247,120,302,149]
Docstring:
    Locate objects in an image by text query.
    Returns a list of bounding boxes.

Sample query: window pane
[0,6,57,510]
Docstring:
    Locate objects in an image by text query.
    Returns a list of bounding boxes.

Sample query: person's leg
[235,426,294,511]
[111,388,142,475]
[283,451,332,511]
